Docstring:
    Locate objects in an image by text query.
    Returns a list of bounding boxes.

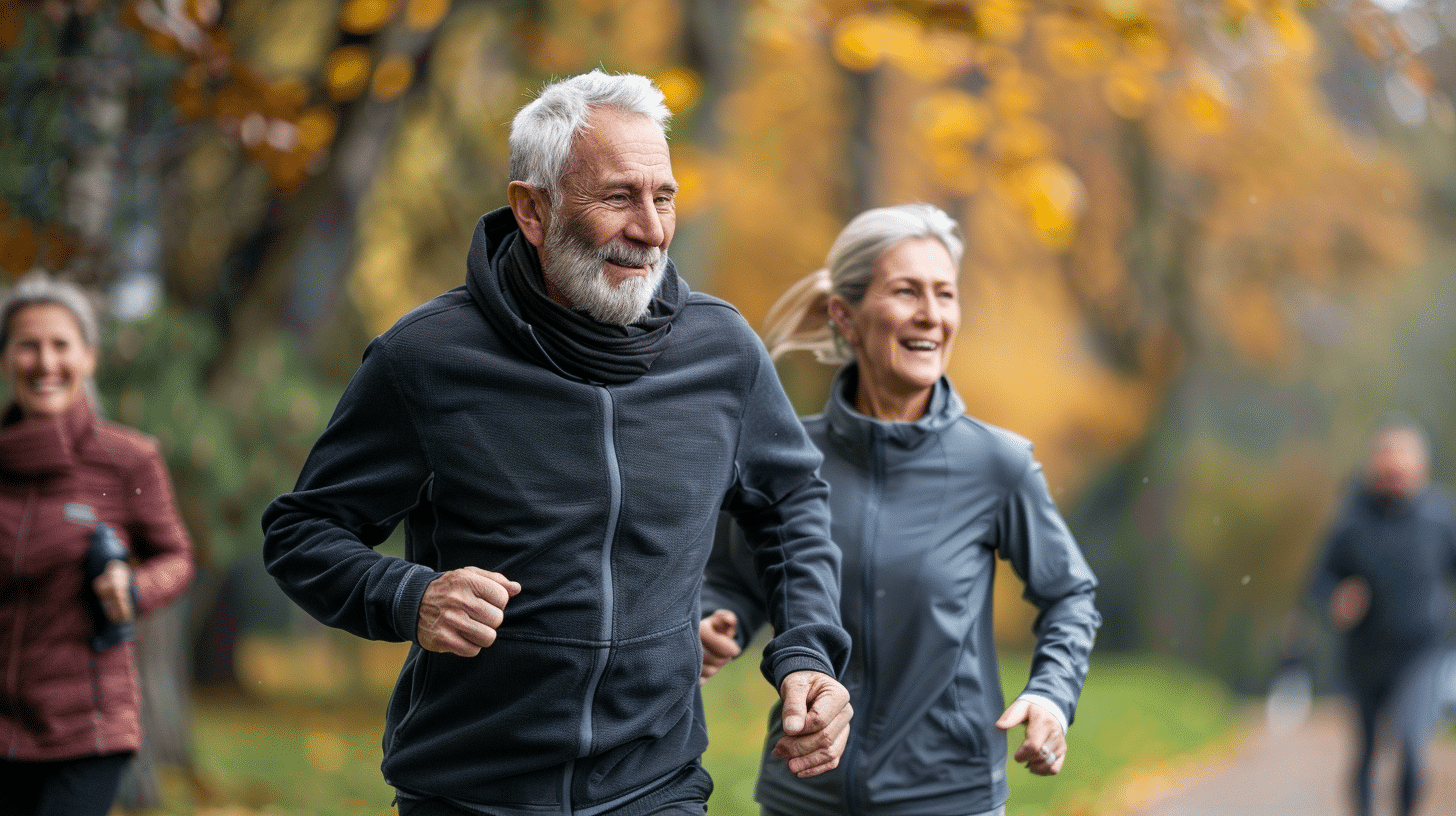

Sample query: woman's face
[2,303,96,418]
[835,237,960,408]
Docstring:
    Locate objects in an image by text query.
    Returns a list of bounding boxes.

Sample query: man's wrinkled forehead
[562,109,674,186]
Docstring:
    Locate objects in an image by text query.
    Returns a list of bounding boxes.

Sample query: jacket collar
[823,363,964,466]
[1352,480,1430,519]
[0,399,95,476]
[464,207,688,385]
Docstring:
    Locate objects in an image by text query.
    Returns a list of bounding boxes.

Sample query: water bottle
[86,523,138,652]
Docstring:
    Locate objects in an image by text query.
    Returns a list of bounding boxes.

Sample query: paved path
[1131,699,1456,816]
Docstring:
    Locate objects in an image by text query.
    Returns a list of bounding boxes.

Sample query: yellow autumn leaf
[988,69,1043,118]
[1268,5,1314,57]
[978,0,1027,45]
[878,10,950,82]
[262,76,309,116]
[989,118,1054,163]
[1183,87,1228,133]
[1098,0,1142,21]
[1017,159,1084,248]
[268,152,310,194]
[930,147,982,195]
[1103,60,1153,119]
[1123,25,1169,73]
[1042,24,1115,78]
[296,107,338,153]
[895,48,958,84]
[917,89,992,145]
[340,0,399,35]
[371,53,414,101]
[924,28,976,75]
[325,46,373,101]
[655,67,702,115]
[405,0,449,31]
[669,149,711,217]
[831,13,883,72]
[1224,0,1256,20]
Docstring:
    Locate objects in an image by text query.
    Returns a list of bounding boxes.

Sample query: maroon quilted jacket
[0,399,194,761]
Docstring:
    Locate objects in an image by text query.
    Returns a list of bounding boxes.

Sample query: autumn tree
[4,0,1452,697]
[703,0,1451,683]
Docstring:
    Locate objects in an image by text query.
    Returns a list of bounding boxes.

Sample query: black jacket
[262,208,850,814]
[1310,481,1456,685]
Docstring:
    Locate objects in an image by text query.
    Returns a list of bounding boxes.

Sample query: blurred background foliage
[4,0,1456,811]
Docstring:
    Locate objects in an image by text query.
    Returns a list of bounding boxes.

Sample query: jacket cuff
[393,564,438,642]
[766,652,833,690]
[1018,693,1069,735]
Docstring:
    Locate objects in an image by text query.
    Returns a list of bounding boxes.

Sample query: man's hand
[417,567,521,657]
[92,560,135,623]
[699,609,741,685]
[773,670,853,778]
[996,698,1065,776]
[1330,576,1370,632]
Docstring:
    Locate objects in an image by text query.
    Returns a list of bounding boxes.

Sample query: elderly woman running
[700,203,1101,816]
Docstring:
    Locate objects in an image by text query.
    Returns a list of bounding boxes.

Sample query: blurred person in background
[262,70,851,816]
[1308,421,1456,816]
[699,203,1101,816]
[0,273,195,816]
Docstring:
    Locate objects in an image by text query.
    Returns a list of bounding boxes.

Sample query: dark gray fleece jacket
[262,207,849,814]
[1309,480,1456,688]
[705,366,1100,816]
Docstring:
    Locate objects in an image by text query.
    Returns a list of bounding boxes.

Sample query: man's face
[1366,428,1429,506]
[538,108,677,325]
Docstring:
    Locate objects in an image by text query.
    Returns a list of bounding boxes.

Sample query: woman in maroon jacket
[0,274,194,816]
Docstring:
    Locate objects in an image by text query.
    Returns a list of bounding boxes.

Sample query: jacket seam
[375,342,435,478]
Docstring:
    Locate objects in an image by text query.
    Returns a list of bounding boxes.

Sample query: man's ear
[507,181,550,249]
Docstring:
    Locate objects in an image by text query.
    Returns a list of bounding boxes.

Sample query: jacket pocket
[897,681,987,771]
[590,620,699,750]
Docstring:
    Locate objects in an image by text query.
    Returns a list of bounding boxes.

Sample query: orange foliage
[685,2,1422,656]
[406,0,450,31]
[370,53,414,101]
[325,45,372,101]
[0,0,22,49]
[0,214,38,278]
[113,0,453,198]
[340,0,399,35]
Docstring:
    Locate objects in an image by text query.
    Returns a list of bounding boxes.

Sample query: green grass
[123,648,1237,816]
[700,646,1240,816]
[1000,651,1238,816]
[126,692,397,816]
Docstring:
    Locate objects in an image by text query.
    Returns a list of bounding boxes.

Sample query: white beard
[541,210,668,325]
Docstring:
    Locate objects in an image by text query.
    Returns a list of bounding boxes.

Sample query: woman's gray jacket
[703,366,1101,816]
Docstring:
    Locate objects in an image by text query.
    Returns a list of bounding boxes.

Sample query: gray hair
[509,70,672,203]
[1369,418,1431,465]
[0,272,102,351]
[762,203,964,363]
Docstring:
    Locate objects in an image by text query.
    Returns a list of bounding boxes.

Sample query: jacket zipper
[564,386,623,814]
[843,427,883,816]
[4,486,38,757]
